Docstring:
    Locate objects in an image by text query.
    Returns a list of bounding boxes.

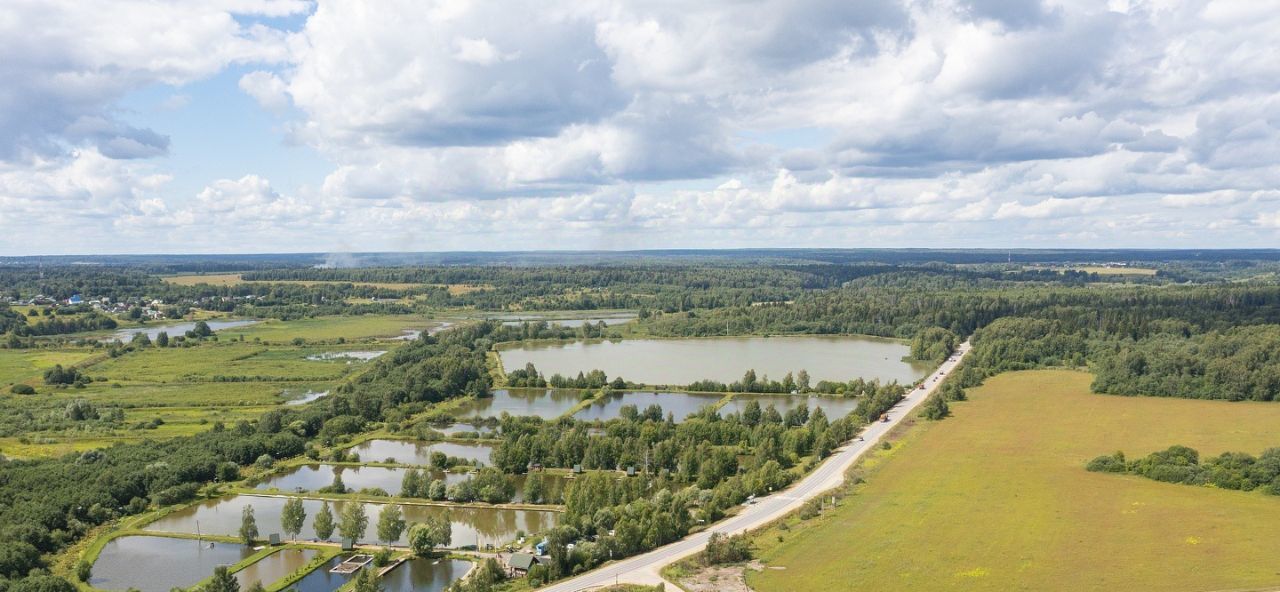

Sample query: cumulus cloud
[5,0,1280,253]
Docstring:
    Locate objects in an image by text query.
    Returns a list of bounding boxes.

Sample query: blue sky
[2,0,1279,255]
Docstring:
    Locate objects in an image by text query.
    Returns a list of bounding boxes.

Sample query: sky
[2,0,1279,255]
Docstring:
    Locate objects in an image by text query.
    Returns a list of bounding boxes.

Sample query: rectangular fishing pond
[144,495,560,547]
[255,464,567,503]
[90,535,253,592]
[349,439,493,465]
[498,335,931,386]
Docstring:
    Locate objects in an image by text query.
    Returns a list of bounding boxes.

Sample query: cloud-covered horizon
[3,0,1280,254]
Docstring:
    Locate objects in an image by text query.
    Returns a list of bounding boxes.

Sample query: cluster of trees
[41,365,87,386]
[1087,446,1280,494]
[1092,325,1280,401]
[910,327,959,363]
[702,532,752,565]
[401,467,516,504]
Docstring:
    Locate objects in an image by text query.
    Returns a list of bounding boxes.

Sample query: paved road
[537,341,973,592]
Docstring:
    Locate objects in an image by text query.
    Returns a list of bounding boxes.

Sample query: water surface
[235,547,320,589]
[492,312,637,328]
[305,351,386,361]
[144,495,559,547]
[499,335,929,385]
[286,554,356,592]
[255,464,565,503]
[451,389,583,420]
[573,391,726,422]
[90,535,252,592]
[109,319,258,342]
[716,393,862,420]
[351,440,493,465]
[380,558,472,592]
[284,390,329,406]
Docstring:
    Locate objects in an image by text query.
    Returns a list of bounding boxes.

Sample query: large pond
[491,312,638,328]
[499,335,930,385]
[255,464,567,503]
[351,440,493,465]
[450,389,584,420]
[573,391,726,422]
[235,547,320,590]
[144,495,559,547]
[90,535,253,592]
[380,558,472,592]
[716,393,862,420]
[109,319,258,342]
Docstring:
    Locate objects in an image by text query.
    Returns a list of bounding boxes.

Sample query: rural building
[507,553,540,576]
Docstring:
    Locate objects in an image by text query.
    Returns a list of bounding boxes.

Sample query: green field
[748,370,1280,592]
[0,349,101,386]
[88,342,372,382]
[220,314,445,343]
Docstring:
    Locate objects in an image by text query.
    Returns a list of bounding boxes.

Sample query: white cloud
[5,0,1280,253]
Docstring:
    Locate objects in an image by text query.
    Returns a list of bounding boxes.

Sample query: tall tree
[339,502,369,543]
[239,505,258,545]
[376,504,405,547]
[281,497,307,541]
[314,502,335,540]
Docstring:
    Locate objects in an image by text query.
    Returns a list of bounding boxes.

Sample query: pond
[144,495,560,547]
[235,547,320,590]
[498,335,931,386]
[286,554,357,592]
[350,439,493,465]
[380,558,472,592]
[305,351,386,361]
[284,390,329,406]
[255,465,566,503]
[426,422,496,437]
[109,319,258,342]
[716,393,862,420]
[450,389,584,420]
[491,312,638,328]
[90,535,253,592]
[572,391,726,422]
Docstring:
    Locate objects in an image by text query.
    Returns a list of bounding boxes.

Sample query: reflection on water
[305,351,386,361]
[255,465,566,503]
[499,335,930,385]
[380,558,472,592]
[109,319,258,342]
[90,536,252,592]
[492,312,638,328]
[144,495,559,547]
[351,440,493,465]
[235,547,320,590]
[717,393,862,420]
[284,390,329,406]
[287,555,356,592]
[573,391,726,422]
[451,389,584,420]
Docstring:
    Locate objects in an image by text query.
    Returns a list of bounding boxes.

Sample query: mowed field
[748,370,1280,592]
[161,273,489,294]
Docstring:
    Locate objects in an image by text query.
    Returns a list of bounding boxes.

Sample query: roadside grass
[221,315,443,343]
[747,369,1280,592]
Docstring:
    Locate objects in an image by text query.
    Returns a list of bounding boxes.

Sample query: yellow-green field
[161,273,488,294]
[748,370,1280,592]
[87,342,370,382]
[0,349,101,386]
[220,314,445,343]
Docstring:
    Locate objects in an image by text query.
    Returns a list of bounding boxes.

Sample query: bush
[1085,451,1127,473]
[702,532,752,565]
[10,384,34,395]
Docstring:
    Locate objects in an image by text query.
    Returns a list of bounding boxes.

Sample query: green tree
[339,502,369,543]
[155,331,169,347]
[205,565,240,592]
[919,392,950,420]
[407,515,451,556]
[376,504,405,546]
[314,502,336,540]
[351,567,383,592]
[281,497,307,541]
[239,504,258,545]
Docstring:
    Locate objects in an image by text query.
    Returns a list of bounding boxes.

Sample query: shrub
[1085,451,1127,473]
[10,384,35,395]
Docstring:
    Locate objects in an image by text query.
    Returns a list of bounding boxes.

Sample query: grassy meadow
[747,370,1280,592]
[219,314,445,343]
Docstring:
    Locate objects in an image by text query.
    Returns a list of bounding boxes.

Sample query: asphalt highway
[538,341,973,592]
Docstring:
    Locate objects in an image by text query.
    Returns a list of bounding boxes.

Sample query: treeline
[1092,326,1280,401]
[1087,445,1280,494]
[494,402,861,585]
